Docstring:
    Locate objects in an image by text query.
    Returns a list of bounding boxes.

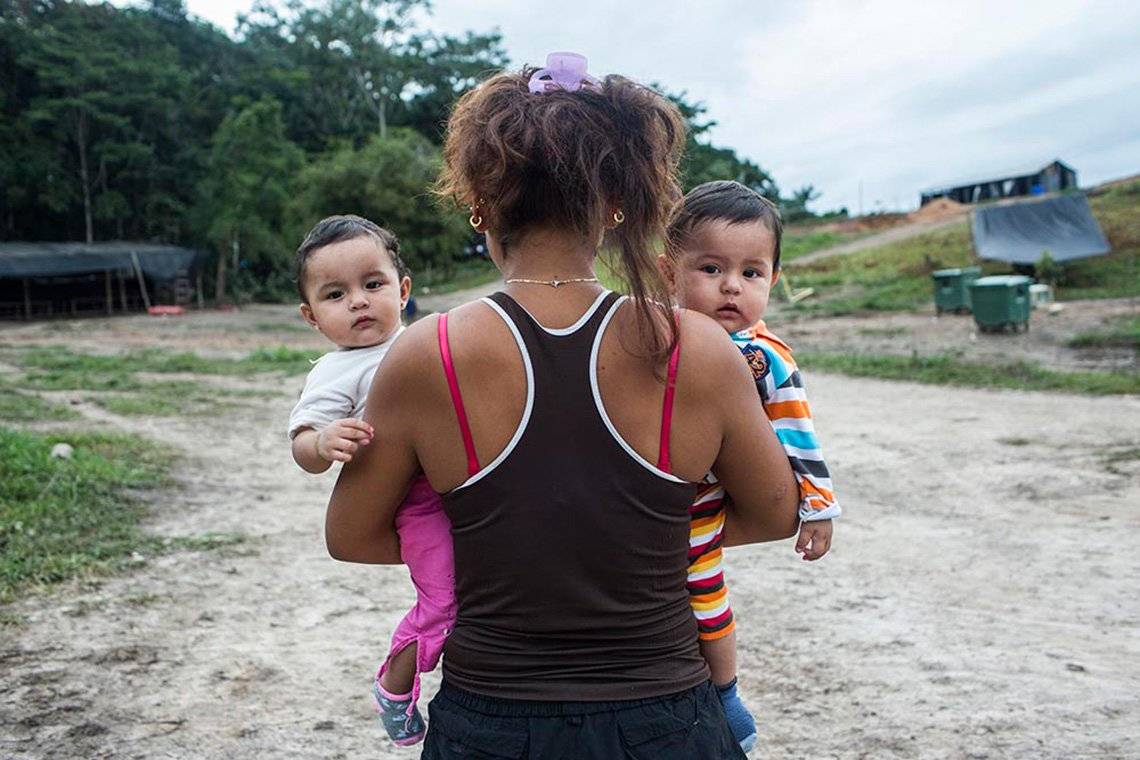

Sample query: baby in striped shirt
[662,180,841,754]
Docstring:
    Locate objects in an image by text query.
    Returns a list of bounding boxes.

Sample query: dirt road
[789,217,966,267]
[2,310,1138,759]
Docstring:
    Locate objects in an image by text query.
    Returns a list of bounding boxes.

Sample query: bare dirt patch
[0,304,327,356]
[2,303,1138,759]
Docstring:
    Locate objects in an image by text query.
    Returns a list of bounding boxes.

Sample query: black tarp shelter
[0,242,205,319]
[971,194,1110,266]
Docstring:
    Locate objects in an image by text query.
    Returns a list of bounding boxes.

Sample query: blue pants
[421,680,745,759]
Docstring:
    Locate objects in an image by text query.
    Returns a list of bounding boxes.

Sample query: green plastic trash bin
[969,275,1032,333]
[932,266,981,314]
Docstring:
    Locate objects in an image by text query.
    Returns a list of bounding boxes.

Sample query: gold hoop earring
[469,214,483,230]
[612,210,625,225]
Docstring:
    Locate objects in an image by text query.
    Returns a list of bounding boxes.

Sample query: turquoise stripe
[776,428,818,451]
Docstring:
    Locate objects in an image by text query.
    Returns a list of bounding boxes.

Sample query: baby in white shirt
[288,215,452,747]
[288,217,411,469]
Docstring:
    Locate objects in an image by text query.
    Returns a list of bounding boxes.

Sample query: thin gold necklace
[505,276,600,288]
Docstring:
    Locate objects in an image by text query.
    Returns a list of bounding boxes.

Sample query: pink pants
[376,475,456,713]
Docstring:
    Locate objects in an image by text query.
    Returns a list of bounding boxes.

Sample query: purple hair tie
[528,52,601,94]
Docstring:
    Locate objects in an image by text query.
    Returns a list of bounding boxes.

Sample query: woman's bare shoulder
[677,309,749,376]
[381,300,504,382]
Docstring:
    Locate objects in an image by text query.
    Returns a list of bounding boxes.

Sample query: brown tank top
[438,290,709,701]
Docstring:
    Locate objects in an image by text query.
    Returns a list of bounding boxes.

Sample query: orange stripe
[697,620,736,641]
[691,546,723,563]
[799,478,834,502]
[689,514,725,532]
[690,590,728,605]
[766,399,811,420]
[747,321,793,352]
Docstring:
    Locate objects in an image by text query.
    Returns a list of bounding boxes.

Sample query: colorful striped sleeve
[734,323,841,522]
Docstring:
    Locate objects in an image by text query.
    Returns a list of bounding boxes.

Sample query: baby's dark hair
[436,66,688,359]
[295,214,409,301]
[666,180,784,271]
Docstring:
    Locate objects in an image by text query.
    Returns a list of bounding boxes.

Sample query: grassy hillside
[780,181,1140,317]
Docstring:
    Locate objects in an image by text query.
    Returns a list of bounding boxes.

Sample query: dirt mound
[787,213,909,236]
[908,197,967,224]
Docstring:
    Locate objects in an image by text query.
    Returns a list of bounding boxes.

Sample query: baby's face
[299,236,410,349]
[671,219,779,334]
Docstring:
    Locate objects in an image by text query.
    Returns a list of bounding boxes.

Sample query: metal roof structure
[921,160,1078,206]
[0,242,204,280]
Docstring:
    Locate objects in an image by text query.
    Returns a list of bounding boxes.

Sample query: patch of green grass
[1058,182,1140,301]
[93,393,194,417]
[0,609,25,626]
[0,426,245,602]
[254,321,309,333]
[0,427,172,602]
[1068,316,1140,349]
[90,381,274,417]
[0,385,79,421]
[782,230,867,262]
[239,347,316,374]
[15,346,314,378]
[20,368,144,392]
[798,351,1140,395]
[857,326,910,338]
[4,345,314,397]
[2,346,290,416]
[786,223,978,316]
[92,392,246,417]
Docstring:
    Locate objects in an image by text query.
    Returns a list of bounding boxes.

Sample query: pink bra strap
[657,331,682,473]
[438,312,480,477]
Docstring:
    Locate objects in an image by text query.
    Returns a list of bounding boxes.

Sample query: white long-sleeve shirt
[287,327,404,439]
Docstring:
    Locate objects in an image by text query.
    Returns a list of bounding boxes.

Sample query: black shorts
[420,680,746,759]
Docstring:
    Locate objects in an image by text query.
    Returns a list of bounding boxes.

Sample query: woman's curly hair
[436,66,688,359]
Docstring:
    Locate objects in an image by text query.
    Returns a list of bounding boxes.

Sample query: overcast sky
[182,0,1140,212]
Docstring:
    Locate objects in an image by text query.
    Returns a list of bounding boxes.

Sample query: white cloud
[182,0,1140,211]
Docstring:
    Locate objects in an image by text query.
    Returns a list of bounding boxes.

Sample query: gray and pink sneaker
[371,681,426,746]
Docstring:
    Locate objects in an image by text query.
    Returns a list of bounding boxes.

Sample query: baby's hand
[795,519,833,561]
[317,418,374,463]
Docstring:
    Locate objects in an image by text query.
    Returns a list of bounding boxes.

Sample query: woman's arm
[325,320,435,564]
[696,321,799,545]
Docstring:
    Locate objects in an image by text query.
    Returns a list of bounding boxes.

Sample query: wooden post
[215,248,227,306]
[196,271,205,310]
[118,268,128,311]
[130,251,151,310]
[104,269,113,314]
[22,277,31,320]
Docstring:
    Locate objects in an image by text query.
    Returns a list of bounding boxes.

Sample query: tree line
[0,0,820,300]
